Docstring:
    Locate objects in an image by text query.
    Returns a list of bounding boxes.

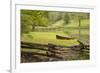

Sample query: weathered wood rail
[21,41,89,51]
[21,40,89,62]
[21,41,89,55]
[34,27,89,32]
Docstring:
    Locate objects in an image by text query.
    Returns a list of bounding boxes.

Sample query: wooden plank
[21,51,63,59]
[21,41,89,53]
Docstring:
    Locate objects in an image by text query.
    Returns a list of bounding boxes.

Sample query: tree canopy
[21,10,89,34]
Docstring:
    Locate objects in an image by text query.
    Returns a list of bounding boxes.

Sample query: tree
[63,13,70,24]
[21,10,51,33]
[21,14,33,34]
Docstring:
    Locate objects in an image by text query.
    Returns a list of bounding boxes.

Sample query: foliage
[63,13,70,24]
[21,14,33,34]
[21,10,50,34]
[21,10,89,34]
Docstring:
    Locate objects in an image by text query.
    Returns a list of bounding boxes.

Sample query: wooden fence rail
[21,41,89,62]
[21,41,89,52]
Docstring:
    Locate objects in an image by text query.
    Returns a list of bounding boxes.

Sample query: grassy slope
[21,32,79,46]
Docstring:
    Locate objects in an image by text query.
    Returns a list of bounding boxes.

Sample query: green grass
[21,32,79,46]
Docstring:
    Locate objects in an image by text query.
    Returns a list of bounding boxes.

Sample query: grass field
[21,31,79,46]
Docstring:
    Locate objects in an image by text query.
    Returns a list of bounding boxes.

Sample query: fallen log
[56,35,75,40]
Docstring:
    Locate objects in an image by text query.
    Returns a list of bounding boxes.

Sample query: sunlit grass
[21,32,79,46]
